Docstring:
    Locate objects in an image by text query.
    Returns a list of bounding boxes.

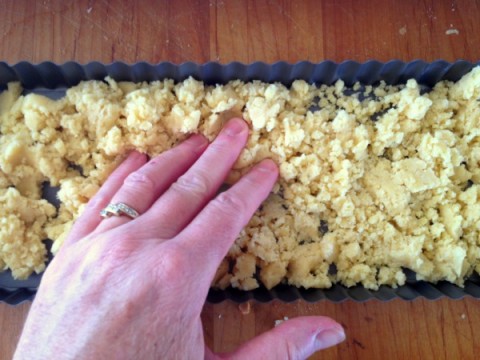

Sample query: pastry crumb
[238,301,251,315]
[446,29,460,35]
[274,316,289,327]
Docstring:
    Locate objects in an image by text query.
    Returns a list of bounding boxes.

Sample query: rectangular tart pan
[1,60,479,304]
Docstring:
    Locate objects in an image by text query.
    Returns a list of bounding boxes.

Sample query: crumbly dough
[1,68,479,291]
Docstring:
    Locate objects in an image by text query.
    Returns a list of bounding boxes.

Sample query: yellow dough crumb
[1,68,479,290]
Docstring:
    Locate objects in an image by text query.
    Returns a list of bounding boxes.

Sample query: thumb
[224,316,345,360]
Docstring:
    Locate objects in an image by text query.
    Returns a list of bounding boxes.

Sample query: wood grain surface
[1,0,479,359]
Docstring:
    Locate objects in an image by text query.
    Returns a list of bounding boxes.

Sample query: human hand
[14,118,345,360]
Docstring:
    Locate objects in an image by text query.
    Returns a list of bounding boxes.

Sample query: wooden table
[1,1,479,359]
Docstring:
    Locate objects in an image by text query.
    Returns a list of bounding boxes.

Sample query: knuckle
[156,243,191,278]
[123,170,155,194]
[103,233,136,257]
[212,191,247,216]
[171,171,211,198]
[86,236,137,277]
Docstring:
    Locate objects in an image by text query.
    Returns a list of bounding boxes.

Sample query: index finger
[176,159,279,280]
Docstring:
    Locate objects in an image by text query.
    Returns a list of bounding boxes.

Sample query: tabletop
[0,0,479,359]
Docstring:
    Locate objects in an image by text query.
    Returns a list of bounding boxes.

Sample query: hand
[14,118,345,360]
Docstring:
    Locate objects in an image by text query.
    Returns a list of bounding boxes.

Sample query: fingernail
[257,159,278,173]
[223,118,247,136]
[128,151,145,161]
[316,328,345,348]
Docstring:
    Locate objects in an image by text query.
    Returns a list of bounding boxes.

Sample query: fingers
[64,151,147,246]
[226,316,345,360]
[94,134,208,233]
[140,118,249,239]
[177,159,278,279]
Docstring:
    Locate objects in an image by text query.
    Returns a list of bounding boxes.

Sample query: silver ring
[100,202,140,219]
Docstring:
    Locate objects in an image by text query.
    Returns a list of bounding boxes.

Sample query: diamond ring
[100,202,140,219]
